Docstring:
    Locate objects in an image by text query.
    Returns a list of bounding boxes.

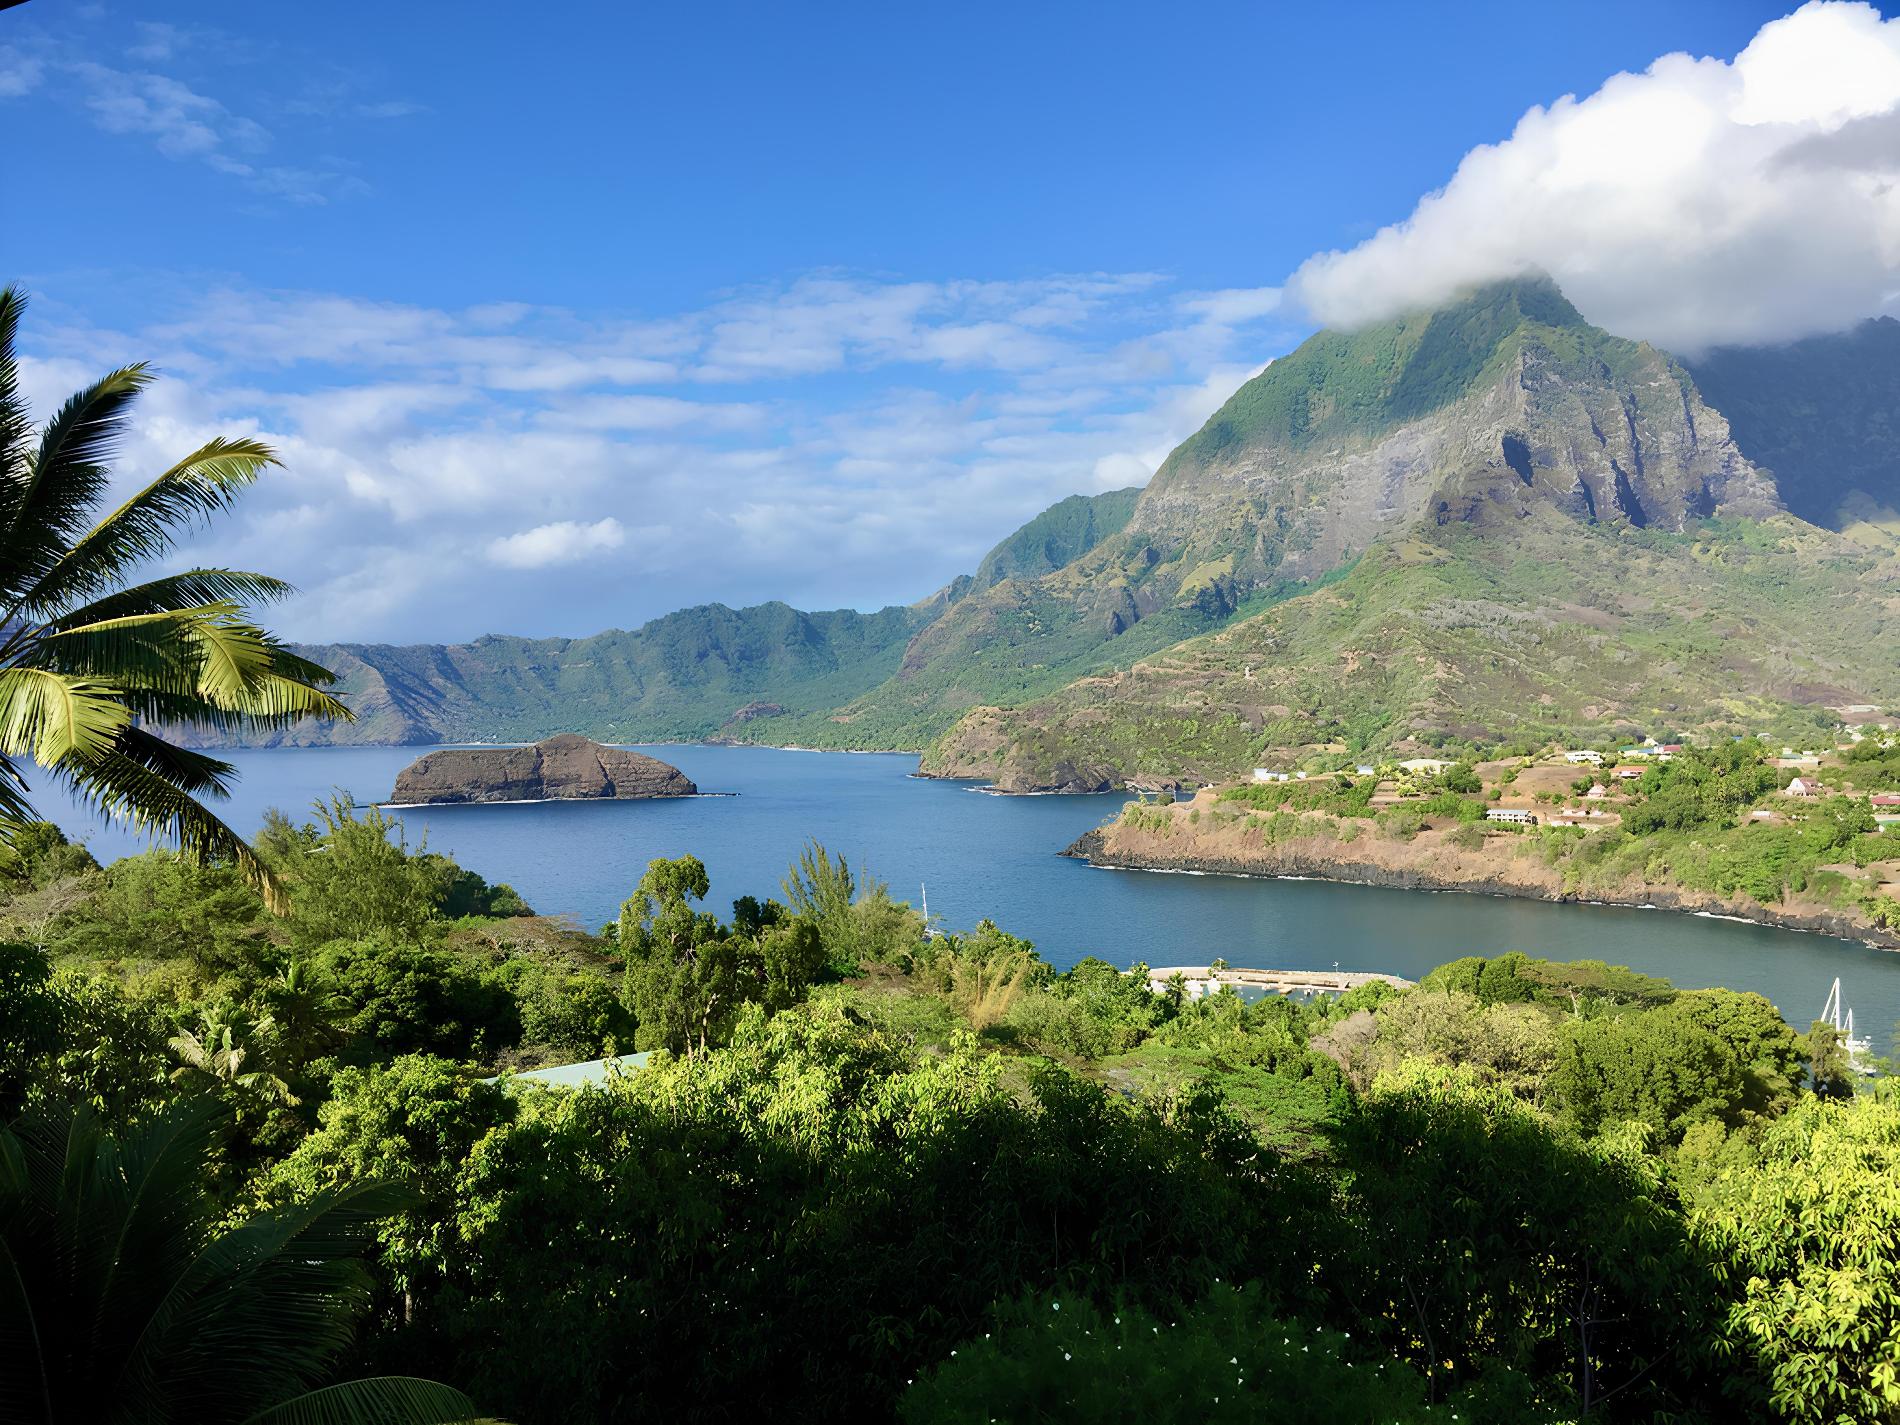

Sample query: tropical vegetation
[0,288,348,906]
[4,802,1900,1423]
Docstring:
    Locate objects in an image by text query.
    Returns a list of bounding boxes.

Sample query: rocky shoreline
[1060,827,1900,953]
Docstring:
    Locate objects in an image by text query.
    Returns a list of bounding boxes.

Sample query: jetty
[1144,966,1415,999]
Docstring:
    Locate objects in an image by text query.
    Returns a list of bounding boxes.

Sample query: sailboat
[1819,976,1876,1073]
[921,883,936,940]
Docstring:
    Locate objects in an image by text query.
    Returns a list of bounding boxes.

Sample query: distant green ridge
[1687,317,1900,532]
[971,487,1141,590]
[1165,275,1637,467]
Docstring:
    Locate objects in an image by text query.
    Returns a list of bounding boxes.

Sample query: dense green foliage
[0,1095,476,1424]
[901,1286,1485,1424]
[8,818,1900,1424]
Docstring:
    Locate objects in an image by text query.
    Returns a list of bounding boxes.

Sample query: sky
[3,0,1896,644]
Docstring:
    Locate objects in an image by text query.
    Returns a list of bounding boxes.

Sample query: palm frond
[0,366,151,601]
[237,1377,488,1425]
[51,568,298,626]
[0,1195,53,1425]
[126,1180,415,1414]
[0,755,42,830]
[254,641,344,691]
[40,607,350,730]
[0,287,33,498]
[0,667,131,764]
[48,748,286,911]
[35,607,204,686]
[22,437,280,616]
[109,726,237,799]
[0,298,350,905]
[185,607,283,704]
[0,1103,473,1423]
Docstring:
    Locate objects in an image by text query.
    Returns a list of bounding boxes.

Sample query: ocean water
[33,742,1900,1043]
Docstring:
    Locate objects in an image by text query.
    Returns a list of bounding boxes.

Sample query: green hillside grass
[923,513,1900,788]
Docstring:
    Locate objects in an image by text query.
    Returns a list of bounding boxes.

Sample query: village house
[1563,749,1605,766]
[1613,766,1645,781]
[1252,769,1291,783]
[1485,808,1538,826]
[1551,806,1612,826]
[1871,793,1900,809]
[1784,776,1827,798]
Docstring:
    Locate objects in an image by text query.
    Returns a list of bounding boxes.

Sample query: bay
[34,742,1900,1045]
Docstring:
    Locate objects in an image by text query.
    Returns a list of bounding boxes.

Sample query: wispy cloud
[13,269,1292,641]
[0,16,410,205]
[0,44,43,97]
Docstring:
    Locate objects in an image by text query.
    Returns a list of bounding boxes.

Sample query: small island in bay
[388,733,697,805]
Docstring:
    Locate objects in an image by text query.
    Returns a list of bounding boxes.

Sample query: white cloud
[14,267,1293,641]
[1178,287,1283,326]
[488,518,629,570]
[1290,1,1900,353]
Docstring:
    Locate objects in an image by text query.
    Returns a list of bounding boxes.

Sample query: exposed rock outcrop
[389,734,695,805]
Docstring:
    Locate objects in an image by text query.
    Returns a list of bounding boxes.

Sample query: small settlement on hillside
[1110,715,1900,941]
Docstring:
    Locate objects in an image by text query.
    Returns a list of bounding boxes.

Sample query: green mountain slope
[924,514,1900,790]
[970,487,1141,589]
[218,277,1900,786]
[208,601,932,747]
[213,487,1148,749]
[808,276,1787,767]
[1686,318,1900,541]
[1169,275,1601,463]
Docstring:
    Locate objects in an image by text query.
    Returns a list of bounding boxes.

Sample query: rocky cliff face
[389,734,696,804]
[1124,276,1780,599]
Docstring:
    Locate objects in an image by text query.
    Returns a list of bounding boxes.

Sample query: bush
[0,822,98,890]
[320,935,521,1064]
[900,1287,1465,1424]
[503,961,635,1060]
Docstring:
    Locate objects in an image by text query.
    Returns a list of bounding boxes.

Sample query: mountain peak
[1167,273,1599,468]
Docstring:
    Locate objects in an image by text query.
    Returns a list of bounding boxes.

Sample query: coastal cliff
[389,734,696,805]
[1062,814,1900,952]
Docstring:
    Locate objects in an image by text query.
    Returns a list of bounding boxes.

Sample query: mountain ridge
[204,277,1900,787]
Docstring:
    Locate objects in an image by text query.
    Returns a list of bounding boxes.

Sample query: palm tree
[0,286,351,910]
[170,1007,298,1105]
[0,1096,485,1424]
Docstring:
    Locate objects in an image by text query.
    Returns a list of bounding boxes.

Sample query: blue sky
[4,1,1893,642]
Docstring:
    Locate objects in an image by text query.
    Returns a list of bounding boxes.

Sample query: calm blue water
[33,743,1900,1043]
